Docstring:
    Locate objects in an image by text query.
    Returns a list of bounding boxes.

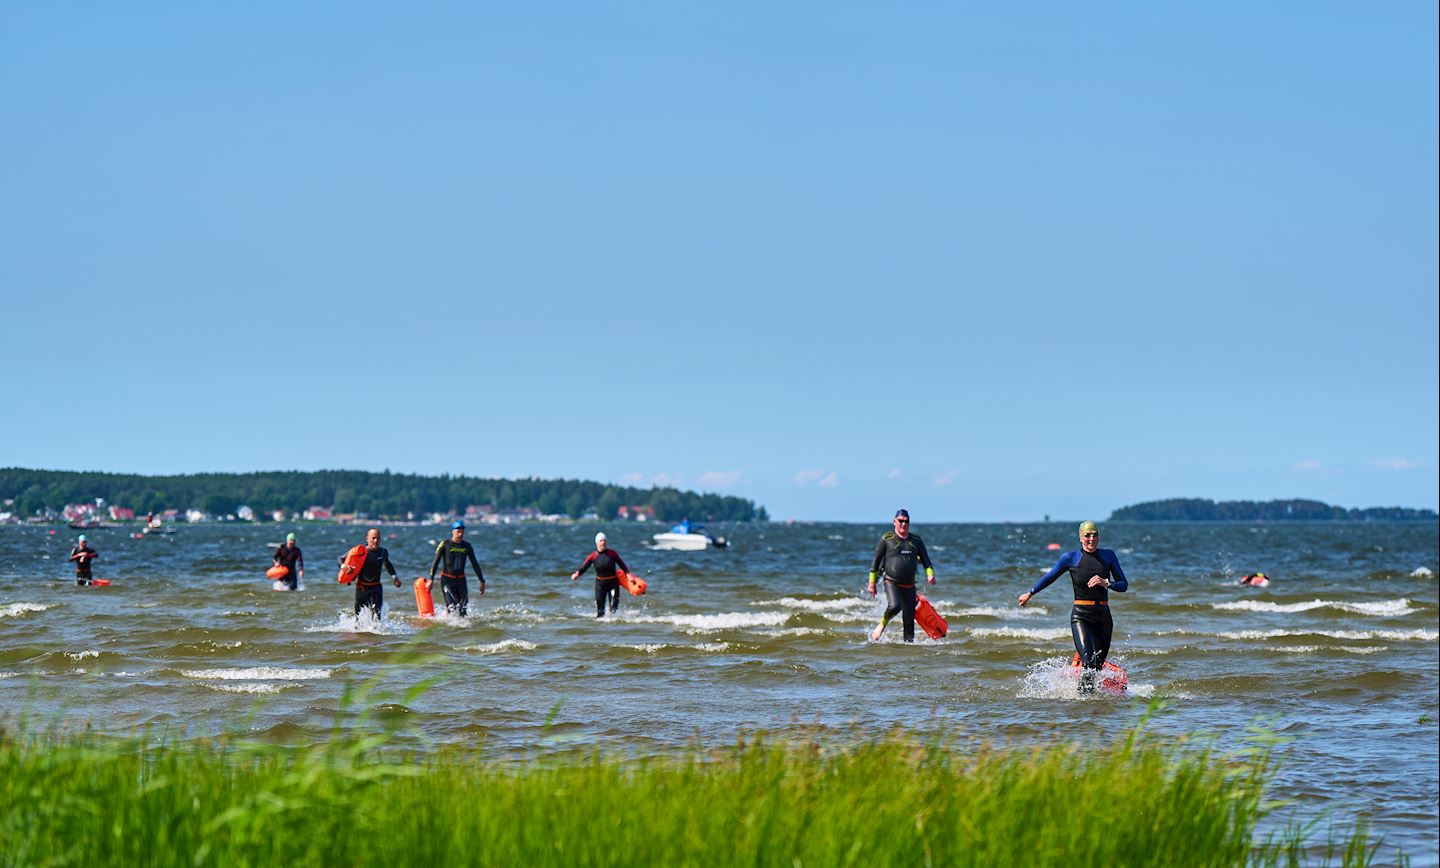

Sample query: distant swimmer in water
[345,528,399,619]
[571,532,630,618]
[426,521,486,617]
[867,509,936,643]
[1238,572,1271,588]
[272,532,305,590]
[1018,520,1129,693]
[69,534,99,586]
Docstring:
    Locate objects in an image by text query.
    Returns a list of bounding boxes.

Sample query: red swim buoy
[414,577,435,616]
[1046,543,1062,551]
[616,568,647,596]
[337,545,367,584]
[916,593,947,639]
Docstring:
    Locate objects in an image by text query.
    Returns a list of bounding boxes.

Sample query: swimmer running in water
[272,532,304,590]
[426,521,486,617]
[867,509,936,643]
[571,532,630,618]
[1018,520,1129,693]
[347,528,399,619]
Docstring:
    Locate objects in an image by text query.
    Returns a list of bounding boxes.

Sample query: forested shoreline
[1109,497,1436,522]
[0,468,765,523]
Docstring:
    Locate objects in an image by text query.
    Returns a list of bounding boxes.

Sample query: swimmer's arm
[1029,552,1075,596]
[467,544,485,581]
[1103,551,1128,592]
[429,544,444,580]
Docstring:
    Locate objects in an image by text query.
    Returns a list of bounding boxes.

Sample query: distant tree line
[0,468,767,523]
[1108,498,1437,522]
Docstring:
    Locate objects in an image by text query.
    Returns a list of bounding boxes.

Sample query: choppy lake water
[3,521,1437,860]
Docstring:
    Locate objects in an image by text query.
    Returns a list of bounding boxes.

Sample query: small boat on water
[141,520,176,537]
[651,520,727,551]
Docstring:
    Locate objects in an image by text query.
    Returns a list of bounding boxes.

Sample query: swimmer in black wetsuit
[69,535,99,586]
[348,527,399,618]
[427,521,486,616]
[867,509,936,643]
[1018,520,1129,692]
[571,532,630,618]
[272,532,304,590]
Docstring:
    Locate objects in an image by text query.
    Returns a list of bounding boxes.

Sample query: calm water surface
[3,521,1437,860]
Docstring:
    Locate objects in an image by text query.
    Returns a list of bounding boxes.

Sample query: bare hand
[1087,576,1108,589]
[478,582,486,596]
[393,578,401,588]
[571,572,580,581]
[927,575,936,586]
[867,583,877,598]
[1018,591,1032,607]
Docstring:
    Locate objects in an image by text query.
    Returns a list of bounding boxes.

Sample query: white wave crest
[1411,567,1434,578]
[65,650,100,660]
[204,683,292,695]
[621,643,668,654]
[1210,598,1415,616]
[627,611,793,632]
[461,639,537,654]
[971,627,1071,641]
[0,672,20,679]
[1269,645,1389,655]
[764,597,868,613]
[1217,629,1437,642]
[0,603,53,619]
[304,610,416,635]
[695,643,732,652]
[953,606,1048,619]
[181,667,333,681]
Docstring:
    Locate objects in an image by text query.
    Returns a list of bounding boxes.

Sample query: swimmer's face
[452,528,464,542]
[1079,529,1099,552]
[366,530,381,549]
[596,538,607,551]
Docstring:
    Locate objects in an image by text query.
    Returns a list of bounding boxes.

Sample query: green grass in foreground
[0,716,1397,867]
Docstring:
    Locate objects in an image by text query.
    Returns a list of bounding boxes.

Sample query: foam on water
[64,650,100,660]
[624,611,793,632]
[1411,567,1434,578]
[180,667,334,680]
[1017,657,1141,701]
[1211,598,1416,616]
[1216,629,1437,642]
[970,627,1071,642]
[1269,645,1389,655]
[460,639,537,654]
[952,605,1048,619]
[763,596,869,613]
[203,683,292,695]
[304,609,417,635]
[0,602,54,618]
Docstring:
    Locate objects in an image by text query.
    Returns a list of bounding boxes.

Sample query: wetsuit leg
[607,580,620,613]
[898,584,917,643]
[1070,607,1114,690]
[284,569,298,591]
[355,586,383,618]
[882,580,904,624]
[441,578,468,617]
[594,579,607,617]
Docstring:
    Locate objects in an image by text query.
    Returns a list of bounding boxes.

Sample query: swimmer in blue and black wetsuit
[1018,520,1129,692]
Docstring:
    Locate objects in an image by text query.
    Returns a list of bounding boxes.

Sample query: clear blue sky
[3,2,1436,522]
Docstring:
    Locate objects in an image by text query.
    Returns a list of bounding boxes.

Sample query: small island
[1108,498,1437,522]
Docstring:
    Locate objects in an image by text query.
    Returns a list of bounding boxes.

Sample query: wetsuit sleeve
[916,538,935,578]
[575,551,597,577]
[296,549,303,569]
[273,545,284,564]
[382,549,396,577]
[869,539,886,582]
[466,543,485,583]
[430,542,444,579]
[1102,550,1128,592]
[612,550,630,575]
[1030,552,1077,596]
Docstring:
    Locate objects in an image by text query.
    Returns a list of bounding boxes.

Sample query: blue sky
[3,2,1436,522]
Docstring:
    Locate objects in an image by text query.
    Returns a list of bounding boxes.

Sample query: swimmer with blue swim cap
[428,519,486,616]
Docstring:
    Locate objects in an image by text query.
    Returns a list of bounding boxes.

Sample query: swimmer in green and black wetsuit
[867,509,936,643]
[1018,520,1129,692]
[427,521,486,617]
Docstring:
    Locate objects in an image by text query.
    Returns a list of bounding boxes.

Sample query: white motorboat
[650,532,711,551]
[651,522,727,551]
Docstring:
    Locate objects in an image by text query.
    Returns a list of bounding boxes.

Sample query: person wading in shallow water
[1018,520,1129,692]
[70,535,99,586]
[272,532,304,590]
[571,532,631,618]
[867,509,936,643]
[426,521,486,617]
[348,527,399,619]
